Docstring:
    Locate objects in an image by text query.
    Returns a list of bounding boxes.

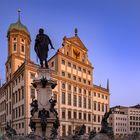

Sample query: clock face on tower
[73,48,80,60]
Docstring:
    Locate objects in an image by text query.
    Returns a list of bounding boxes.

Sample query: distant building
[0,12,110,136]
[109,105,140,136]
[109,106,128,136]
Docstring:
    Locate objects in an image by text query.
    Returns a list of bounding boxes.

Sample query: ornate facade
[0,14,110,136]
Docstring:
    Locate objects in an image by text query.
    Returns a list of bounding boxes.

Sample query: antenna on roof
[74,28,78,36]
[18,9,21,22]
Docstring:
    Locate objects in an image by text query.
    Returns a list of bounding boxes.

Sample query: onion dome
[7,9,30,36]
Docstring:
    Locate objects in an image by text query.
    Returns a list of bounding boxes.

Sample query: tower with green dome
[6,10,31,82]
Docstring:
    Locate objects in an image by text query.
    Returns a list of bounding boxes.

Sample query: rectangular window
[88,99,91,109]
[78,96,82,107]
[84,97,86,108]
[73,95,77,106]
[62,71,65,77]
[84,113,86,120]
[73,75,76,80]
[68,111,71,119]
[102,103,104,112]
[68,84,71,90]
[73,64,76,69]
[62,110,66,119]
[21,45,24,53]
[78,67,81,71]
[78,77,81,82]
[62,92,65,104]
[62,59,65,65]
[98,102,100,111]
[73,86,77,93]
[68,62,71,67]
[94,101,96,110]
[68,94,71,105]
[88,114,91,122]
[79,112,82,119]
[74,112,77,119]
[83,69,86,73]
[13,43,16,51]
[68,73,71,79]
[62,83,65,89]
[98,116,100,122]
[83,79,86,84]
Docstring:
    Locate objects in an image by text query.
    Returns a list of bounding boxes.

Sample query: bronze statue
[34,28,54,68]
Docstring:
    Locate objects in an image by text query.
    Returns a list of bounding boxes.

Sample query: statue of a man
[34,28,54,68]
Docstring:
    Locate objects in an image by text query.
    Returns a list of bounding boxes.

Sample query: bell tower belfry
[6,10,31,82]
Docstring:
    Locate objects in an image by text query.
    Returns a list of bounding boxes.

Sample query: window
[62,71,65,77]
[62,59,65,65]
[83,69,86,73]
[105,96,108,100]
[73,95,77,106]
[73,75,76,80]
[79,88,81,93]
[68,84,71,90]
[98,93,100,98]
[68,62,71,67]
[84,113,86,120]
[62,111,65,119]
[83,79,86,84]
[68,73,71,79]
[78,96,82,107]
[62,83,65,89]
[78,77,81,82]
[79,112,82,119]
[13,43,16,51]
[88,114,91,121]
[51,61,54,67]
[88,99,91,109]
[102,95,104,99]
[94,92,96,96]
[62,92,65,104]
[94,115,96,122]
[78,67,81,71]
[14,37,16,41]
[84,89,86,95]
[88,81,90,85]
[98,116,100,122]
[62,125,66,137]
[73,87,77,92]
[74,112,77,119]
[88,70,91,75]
[102,103,104,112]
[21,45,24,53]
[73,64,76,69]
[84,97,86,108]
[68,94,71,105]
[98,102,100,111]
[94,101,96,110]
[21,87,24,99]
[68,111,71,119]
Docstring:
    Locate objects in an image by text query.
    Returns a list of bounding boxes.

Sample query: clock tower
[6,10,31,82]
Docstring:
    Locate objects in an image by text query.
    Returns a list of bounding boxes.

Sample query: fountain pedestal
[30,68,57,138]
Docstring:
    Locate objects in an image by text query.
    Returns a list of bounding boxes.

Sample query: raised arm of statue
[48,36,54,50]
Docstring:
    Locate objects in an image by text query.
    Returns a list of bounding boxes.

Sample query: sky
[0,0,140,107]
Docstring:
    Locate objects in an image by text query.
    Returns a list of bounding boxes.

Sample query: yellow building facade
[0,15,110,136]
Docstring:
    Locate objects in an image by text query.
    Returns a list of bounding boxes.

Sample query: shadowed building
[0,12,110,136]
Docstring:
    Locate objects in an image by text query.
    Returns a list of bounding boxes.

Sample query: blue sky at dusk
[0,0,140,106]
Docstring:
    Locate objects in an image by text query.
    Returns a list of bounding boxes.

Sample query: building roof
[7,10,30,36]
